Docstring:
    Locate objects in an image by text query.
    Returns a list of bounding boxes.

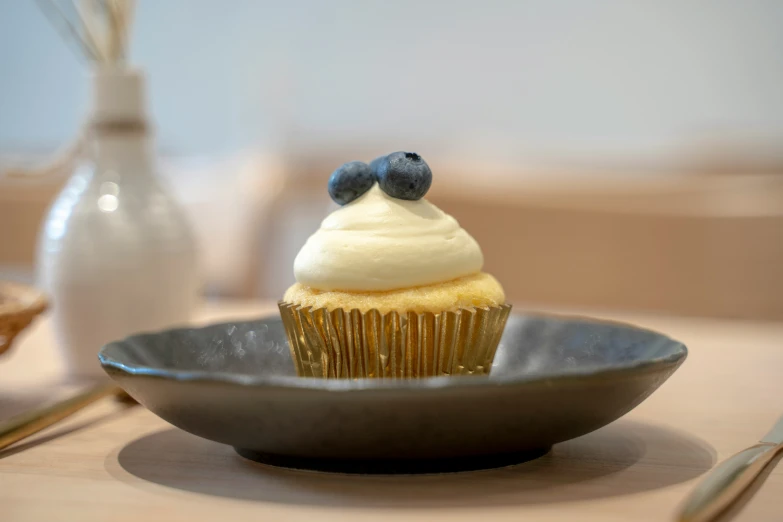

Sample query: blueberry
[328,161,375,205]
[369,155,386,175]
[376,152,432,200]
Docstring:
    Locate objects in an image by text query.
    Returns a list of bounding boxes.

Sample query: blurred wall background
[1,1,782,319]
[2,0,783,162]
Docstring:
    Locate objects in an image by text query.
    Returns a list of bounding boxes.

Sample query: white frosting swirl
[294,184,484,291]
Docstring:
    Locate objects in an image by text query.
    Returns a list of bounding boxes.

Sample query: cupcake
[279,152,511,379]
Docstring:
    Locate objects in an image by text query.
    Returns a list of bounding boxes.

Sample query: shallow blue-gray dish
[99,312,686,472]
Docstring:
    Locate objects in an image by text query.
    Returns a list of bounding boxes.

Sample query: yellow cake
[284,272,504,314]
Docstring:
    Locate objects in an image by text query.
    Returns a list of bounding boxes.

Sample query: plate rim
[98,311,688,393]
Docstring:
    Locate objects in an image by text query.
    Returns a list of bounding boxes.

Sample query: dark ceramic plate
[100,313,686,473]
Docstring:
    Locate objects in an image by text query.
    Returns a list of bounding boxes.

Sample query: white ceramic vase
[37,69,200,380]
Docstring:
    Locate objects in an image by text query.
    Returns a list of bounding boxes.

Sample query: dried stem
[34,0,135,65]
[35,0,99,62]
[1,0,136,180]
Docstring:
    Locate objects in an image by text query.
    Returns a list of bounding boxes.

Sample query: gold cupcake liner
[278,301,512,379]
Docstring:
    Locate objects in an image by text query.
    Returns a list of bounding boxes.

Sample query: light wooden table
[1,301,782,522]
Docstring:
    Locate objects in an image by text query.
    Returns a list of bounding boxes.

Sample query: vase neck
[87,68,155,182]
[90,129,155,180]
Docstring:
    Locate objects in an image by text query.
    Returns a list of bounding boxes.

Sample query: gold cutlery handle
[0,383,122,451]
[678,442,783,522]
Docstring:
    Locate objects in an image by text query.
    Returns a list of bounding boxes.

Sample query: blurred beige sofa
[271,159,783,321]
[429,172,783,321]
[2,158,782,321]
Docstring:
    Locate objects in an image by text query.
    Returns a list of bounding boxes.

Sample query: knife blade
[678,415,783,522]
[761,414,783,445]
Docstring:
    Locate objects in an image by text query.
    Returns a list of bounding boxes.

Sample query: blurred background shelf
[3,153,781,321]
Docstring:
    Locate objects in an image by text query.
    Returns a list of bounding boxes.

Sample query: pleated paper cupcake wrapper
[278,302,512,379]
